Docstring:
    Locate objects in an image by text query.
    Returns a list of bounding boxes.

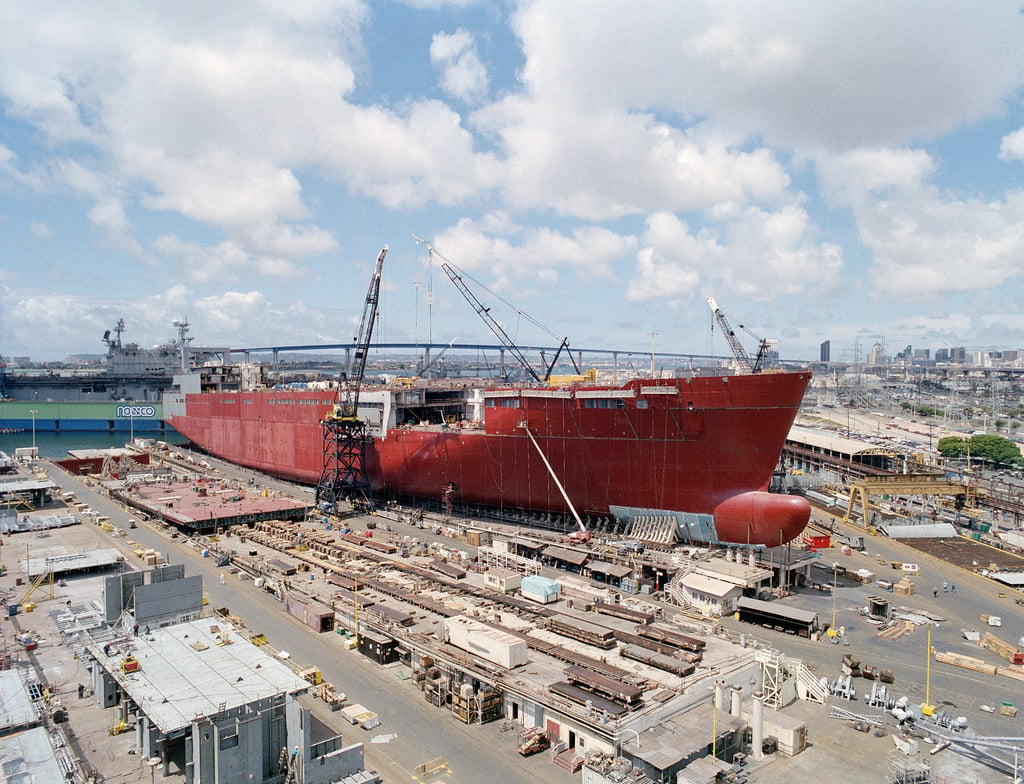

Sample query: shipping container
[283,595,335,633]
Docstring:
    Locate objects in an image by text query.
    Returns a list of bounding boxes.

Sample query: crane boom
[706,296,755,374]
[334,246,388,419]
[413,235,541,383]
[316,246,388,512]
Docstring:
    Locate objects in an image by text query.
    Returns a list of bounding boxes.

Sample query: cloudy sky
[3,1,1024,364]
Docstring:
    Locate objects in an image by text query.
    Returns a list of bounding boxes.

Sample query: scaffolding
[756,647,785,710]
[886,750,930,784]
[476,546,541,576]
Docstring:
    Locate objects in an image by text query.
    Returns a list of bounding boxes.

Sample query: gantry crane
[315,246,388,512]
[412,236,578,382]
[706,295,766,374]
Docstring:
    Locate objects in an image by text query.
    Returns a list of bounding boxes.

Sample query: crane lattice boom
[332,246,388,419]
[706,296,755,374]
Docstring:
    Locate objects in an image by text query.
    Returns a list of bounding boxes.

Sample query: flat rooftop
[87,617,310,734]
[22,547,124,577]
[0,670,40,731]
[0,726,69,783]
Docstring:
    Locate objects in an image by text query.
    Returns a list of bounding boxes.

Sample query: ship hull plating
[166,372,811,545]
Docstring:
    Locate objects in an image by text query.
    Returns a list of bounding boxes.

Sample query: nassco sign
[117,405,157,418]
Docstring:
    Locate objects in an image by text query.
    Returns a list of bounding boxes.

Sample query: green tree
[965,434,1023,467]
[937,436,967,458]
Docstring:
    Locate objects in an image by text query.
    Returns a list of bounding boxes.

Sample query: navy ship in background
[0,319,227,433]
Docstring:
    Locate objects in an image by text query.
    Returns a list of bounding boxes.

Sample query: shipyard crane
[706,296,762,374]
[740,323,772,373]
[315,246,388,513]
[412,236,579,382]
[418,337,457,378]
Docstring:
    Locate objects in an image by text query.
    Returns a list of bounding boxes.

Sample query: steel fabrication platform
[116,479,308,533]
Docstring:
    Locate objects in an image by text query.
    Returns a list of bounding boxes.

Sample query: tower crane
[412,236,579,382]
[706,296,764,374]
[315,246,388,512]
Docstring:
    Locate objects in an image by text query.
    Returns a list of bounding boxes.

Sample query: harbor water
[0,430,187,459]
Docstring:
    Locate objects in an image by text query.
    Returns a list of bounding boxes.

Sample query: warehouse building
[85,617,374,784]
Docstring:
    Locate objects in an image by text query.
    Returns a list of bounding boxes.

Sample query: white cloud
[430,29,489,105]
[821,148,1024,298]
[476,99,792,220]
[511,1,1024,151]
[0,2,501,275]
[999,127,1024,161]
[152,235,307,284]
[626,208,842,303]
[431,214,635,291]
[329,100,502,208]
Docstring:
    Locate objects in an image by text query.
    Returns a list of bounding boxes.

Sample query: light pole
[712,699,717,759]
[921,621,935,716]
[829,562,838,637]
[648,332,658,378]
[28,409,38,451]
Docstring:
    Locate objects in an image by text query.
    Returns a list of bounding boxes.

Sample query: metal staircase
[754,647,828,706]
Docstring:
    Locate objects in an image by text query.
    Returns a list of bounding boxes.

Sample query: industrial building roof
[0,671,40,731]
[697,558,773,586]
[789,425,886,456]
[87,618,310,734]
[990,571,1024,587]
[737,596,818,624]
[681,572,741,598]
[0,476,58,494]
[22,547,125,577]
[542,545,590,565]
[878,522,958,539]
[0,726,68,783]
[999,531,1024,550]
[587,560,633,579]
[623,703,741,771]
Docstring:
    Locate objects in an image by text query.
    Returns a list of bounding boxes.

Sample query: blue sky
[3,1,1024,363]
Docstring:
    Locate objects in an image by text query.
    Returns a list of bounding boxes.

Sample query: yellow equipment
[20,570,55,612]
[121,655,140,673]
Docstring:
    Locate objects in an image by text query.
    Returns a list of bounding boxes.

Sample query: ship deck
[114,479,309,533]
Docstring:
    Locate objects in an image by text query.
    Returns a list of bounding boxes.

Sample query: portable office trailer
[483,568,522,594]
[357,628,399,665]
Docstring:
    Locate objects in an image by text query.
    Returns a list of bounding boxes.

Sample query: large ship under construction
[166,243,812,547]
[165,360,811,547]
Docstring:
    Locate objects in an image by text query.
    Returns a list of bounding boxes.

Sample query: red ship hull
[165,372,811,545]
